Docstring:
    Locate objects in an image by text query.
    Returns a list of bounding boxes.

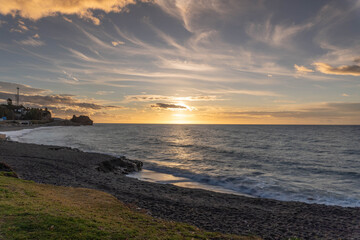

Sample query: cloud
[0,90,124,119]
[231,90,281,97]
[33,33,40,39]
[62,70,79,82]
[96,91,115,95]
[202,89,282,97]
[64,47,99,62]
[294,64,314,73]
[313,62,360,76]
[0,92,107,109]
[342,93,349,97]
[0,0,143,25]
[151,103,187,110]
[18,21,28,31]
[125,95,170,102]
[63,16,73,23]
[354,57,360,63]
[10,28,23,33]
[0,81,123,119]
[158,58,217,72]
[222,102,360,120]
[0,81,49,95]
[0,20,6,27]
[111,41,125,46]
[9,19,29,33]
[17,36,44,47]
[124,95,219,102]
[154,0,258,32]
[273,99,296,104]
[327,102,360,112]
[125,91,280,103]
[46,106,89,117]
[246,19,313,46]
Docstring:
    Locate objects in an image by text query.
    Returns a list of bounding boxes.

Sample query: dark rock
[0,162,18,178]
[46,115,93,126]
[0,162,14,172]
[70,115,93,125]
[96,157,143,174]
[48,146,79,151]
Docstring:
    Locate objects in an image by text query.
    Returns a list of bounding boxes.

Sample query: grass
[0,172,260,240]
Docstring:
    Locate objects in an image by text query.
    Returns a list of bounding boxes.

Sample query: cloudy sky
[0,0,359,124]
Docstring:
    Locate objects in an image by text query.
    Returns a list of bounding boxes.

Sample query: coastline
[0,138,359,239]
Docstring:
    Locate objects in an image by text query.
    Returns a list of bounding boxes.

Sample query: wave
[0,127,52,142]
[141,161,360,207]
[0,127,124,158]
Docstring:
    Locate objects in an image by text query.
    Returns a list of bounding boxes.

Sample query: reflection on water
[128,169,246,196]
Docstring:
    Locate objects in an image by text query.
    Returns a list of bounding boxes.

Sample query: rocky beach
[0,134,359,240]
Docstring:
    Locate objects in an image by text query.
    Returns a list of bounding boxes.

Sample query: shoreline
[0,139,359,239]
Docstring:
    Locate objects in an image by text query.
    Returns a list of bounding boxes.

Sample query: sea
[2,124,360,207]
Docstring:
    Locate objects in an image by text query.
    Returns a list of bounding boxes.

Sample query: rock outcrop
[47,115,94,126]
[70,115,93,125]
[96,156,143,174]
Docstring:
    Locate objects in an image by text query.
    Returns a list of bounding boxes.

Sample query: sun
[171,113,191,124]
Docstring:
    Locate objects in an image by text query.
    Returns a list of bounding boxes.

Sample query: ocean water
[2,124,360,207]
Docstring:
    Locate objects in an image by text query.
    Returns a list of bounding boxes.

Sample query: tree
[24,108,42,120]
[0,106,15,120]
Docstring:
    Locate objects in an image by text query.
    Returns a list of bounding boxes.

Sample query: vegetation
[0,172,259,240]
[0,104,51,121]
[0,106,15,120]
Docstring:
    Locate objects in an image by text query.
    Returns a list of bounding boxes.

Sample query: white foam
[0,128,42,142]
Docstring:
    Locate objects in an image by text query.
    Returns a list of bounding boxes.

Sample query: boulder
[96,156,143,175]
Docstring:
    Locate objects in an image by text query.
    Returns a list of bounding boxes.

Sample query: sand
[0,138,359,239]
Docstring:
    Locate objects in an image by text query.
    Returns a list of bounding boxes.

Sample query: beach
[0,137,359,240]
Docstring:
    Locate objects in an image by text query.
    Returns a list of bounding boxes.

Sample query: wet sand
[0,139,359,239]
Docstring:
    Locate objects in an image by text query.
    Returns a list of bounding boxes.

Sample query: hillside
[0,171,257,240]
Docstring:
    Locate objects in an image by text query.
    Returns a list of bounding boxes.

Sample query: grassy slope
[0,173,260,240]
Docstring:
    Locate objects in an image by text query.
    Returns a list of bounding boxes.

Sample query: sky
[0,0,359,124]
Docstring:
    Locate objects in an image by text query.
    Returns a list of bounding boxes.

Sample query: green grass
[0,172,260,240]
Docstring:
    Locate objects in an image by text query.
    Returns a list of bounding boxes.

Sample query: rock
[0,162,13,172]
[96,157,143,174]
[0,162,18,178]
[47,115,93,126]
[47,120,81,126]
[0,134,6,141]
[70,115,93,125]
